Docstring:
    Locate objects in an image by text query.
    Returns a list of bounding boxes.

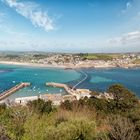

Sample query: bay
[0,64,140,98]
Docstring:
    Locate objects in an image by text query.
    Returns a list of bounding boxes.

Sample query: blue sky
[0,0,140,53]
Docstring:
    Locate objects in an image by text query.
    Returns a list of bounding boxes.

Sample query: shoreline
[0,61,67,69]
[0,61,140,69]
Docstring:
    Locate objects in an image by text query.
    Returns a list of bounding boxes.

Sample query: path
[72,70,88,89]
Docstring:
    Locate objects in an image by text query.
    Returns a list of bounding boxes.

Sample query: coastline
[0,61,67,69]
[0,60,140,69]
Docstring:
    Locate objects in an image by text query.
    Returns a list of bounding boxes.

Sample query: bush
[0,103,6,115]
[0,125,11,140]
[60,100,72,110]
[23,107,107,140]
[27,99,53,114]
[107,84,138,110]
[108,115,138,140]
[107,84,137,101]
[45,119,97,140]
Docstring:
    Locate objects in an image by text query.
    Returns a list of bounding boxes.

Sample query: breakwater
[46,82,74,95]
[0,83,30,101]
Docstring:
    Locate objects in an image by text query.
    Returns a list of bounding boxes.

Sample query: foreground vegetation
[0,84,140,140]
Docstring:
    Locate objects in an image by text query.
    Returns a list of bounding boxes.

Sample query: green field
[133,59,140,64]
[81,54,115,61]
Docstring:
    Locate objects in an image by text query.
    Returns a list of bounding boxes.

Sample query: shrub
[107,84,138,110]
[0,125,11,140]
[27,99,53,114]
[108,115,138,140]
[60,100,72,110]
[0,103,6,115]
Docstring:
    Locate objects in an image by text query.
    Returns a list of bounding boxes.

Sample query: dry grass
[55,105,96,122]
[108,115,137,140]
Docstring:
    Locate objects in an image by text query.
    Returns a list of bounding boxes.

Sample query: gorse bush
[27,99,54,114]
[22,107,107,140]
[44,119,97,140]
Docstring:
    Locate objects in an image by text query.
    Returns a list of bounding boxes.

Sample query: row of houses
[14,94,75,106]
[13,90,114,106]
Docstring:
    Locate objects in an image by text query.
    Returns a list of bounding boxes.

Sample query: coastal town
[0,52,140,68]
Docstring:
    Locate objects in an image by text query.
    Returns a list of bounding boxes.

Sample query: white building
[75,89,91,100]
[15,96,39,105]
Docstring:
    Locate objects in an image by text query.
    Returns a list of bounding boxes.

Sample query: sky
[0,0,140,53]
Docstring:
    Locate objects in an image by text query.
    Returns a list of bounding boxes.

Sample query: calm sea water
[0,64,140,98]
[0,64,81,98]
[74,68,140,97]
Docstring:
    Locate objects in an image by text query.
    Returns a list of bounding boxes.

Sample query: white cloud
[2,0,54,31]
[126,2,132,9]
[107,31,140,46]
[122,1,132,13]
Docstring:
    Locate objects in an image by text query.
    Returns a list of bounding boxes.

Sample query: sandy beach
[0,60,140,69]
[0,61,115,69]
[0,61,68,69]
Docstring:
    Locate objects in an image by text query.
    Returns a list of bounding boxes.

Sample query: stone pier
[0,82,30,101]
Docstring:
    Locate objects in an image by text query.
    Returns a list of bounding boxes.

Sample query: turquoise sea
[0,64,140,98]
